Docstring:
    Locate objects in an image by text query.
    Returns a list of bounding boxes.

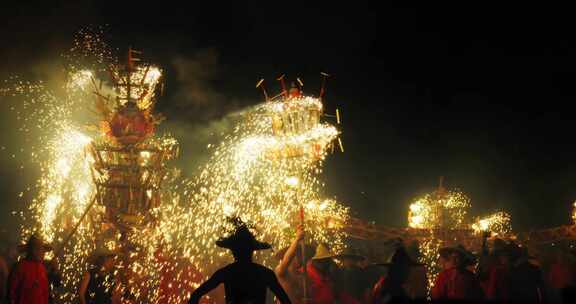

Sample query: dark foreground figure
[7,234,61,304]
[188,218,291,304]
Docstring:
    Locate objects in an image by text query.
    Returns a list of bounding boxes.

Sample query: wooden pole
[300,205,308,303]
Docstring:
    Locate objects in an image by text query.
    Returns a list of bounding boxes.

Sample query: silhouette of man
[371,245,422,304]
[188,218,291,304]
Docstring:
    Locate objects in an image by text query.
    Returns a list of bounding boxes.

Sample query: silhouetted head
[374,245,424,284]
[216,217,271,262]
[19,234,52,261]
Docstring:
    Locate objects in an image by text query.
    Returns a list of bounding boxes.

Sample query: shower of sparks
[163,96,349,279]
[3,72,100,303]
[3,30,348,304]
[408,190,471,230]
[2,30,179,303]
[418,238,442,289]
[471,211,512,236]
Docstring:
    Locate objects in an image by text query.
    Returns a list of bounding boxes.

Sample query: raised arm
[267,270,292,304]
[188,269,224,304]
[275,225,304,277]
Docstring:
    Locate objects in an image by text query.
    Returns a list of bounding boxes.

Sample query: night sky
[1,2,576,239]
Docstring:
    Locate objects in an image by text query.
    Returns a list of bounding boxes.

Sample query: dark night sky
[1,2,576,238]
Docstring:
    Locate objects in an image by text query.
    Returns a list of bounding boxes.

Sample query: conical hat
[216,219,271,251]
[311,244,335,260]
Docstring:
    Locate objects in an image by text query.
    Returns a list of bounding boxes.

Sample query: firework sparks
[408,190,471,230]
[166,95,349,277]
[471,211,512,236]
[5,30,348,304]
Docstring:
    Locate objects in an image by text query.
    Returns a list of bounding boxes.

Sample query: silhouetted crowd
[2,224,576,304]
[265,227,576,304]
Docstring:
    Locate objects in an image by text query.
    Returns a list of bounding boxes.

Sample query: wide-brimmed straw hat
[311,244,336,260]
[333,247,366,261]
[216,219,271,251]
[18,234,53,253]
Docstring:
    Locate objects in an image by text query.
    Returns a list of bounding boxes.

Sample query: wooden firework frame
[90,143,177,227]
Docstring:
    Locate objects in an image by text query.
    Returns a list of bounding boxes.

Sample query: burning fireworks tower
[90,48,177,237]
[83,48,178,302]
[256,73,343,160]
